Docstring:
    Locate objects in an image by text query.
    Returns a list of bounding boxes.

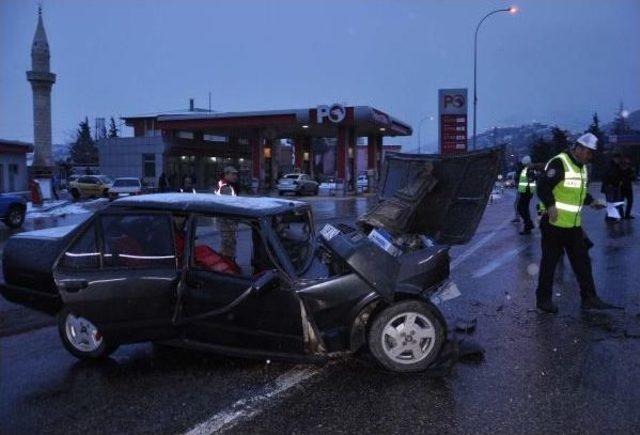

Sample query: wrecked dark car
[0,149,500,373]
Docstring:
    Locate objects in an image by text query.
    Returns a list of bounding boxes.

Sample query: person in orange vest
[215,166,240,259]
[214,166,239,196]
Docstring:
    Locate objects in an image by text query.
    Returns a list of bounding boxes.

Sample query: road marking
[472,245,528,278]
[183,216,513,434]
[450,217,512,270]
[183,366,320,434]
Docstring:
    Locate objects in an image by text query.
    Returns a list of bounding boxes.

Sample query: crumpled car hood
[358,148,502,245]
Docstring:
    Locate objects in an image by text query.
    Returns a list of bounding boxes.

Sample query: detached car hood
[358,148,502,245]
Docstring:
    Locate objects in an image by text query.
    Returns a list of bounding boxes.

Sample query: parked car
[504,171,516,188]
[0,194,27,228]
[68,175,113,200]
[0,149,500,372]
[277,173,319,196]
[356,174,369,192]
[318,178,337,195]
[108,177,143,200]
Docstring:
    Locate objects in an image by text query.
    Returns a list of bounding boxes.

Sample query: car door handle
[59,279,89,292]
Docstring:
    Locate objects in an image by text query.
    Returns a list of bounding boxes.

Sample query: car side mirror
[252,269,279,295]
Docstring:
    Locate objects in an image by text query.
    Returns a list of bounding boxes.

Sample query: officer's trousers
[536,216,598,302]
[517,192,534,230]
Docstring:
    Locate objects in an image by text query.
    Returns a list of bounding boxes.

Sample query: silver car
[277,173,319,196]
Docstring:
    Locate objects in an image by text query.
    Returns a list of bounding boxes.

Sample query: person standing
[158,172,168,193]
[215,166,240,259]
[511,162,523,223]
[517,156,536,235]
[535,133,618,313]
[621,156,635,219]
[602,152,624,221]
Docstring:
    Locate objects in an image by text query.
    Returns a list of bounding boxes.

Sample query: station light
[210,156,217,162]
[302,124,309,129]
[379,127,386,132]
[509,6,518,14]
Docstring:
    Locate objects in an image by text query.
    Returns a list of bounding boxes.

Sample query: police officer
[215,166,239,259]
[517,155,536,235]
[535,133,618,313]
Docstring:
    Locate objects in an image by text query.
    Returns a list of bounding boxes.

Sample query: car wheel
[58,308,117,360]
[5,205,25,228]
[314,186,319,196]
[70,188,80,200]
[368,300,445,373]
[278,191,284,196]
[102,189,110,198]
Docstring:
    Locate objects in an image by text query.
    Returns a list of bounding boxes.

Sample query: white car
[277,173,319,196]
[109,177,143,200]
[356,175,369,192]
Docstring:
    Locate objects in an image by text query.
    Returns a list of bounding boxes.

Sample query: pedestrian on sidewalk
[535,133,619,314]
[621,156,636,219]
[517,155,536,235]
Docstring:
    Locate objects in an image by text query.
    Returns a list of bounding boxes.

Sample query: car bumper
[277,185,300,192]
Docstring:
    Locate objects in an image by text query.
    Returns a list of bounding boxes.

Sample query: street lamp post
[417,115,434,153]
[472,6,517,150]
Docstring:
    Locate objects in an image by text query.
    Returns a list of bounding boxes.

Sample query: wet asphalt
[2,189,640,434]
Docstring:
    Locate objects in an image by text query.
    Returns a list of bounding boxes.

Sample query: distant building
[0,140,33,193]
[98,102,412,193]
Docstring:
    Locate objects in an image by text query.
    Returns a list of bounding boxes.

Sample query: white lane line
[183,216,515,434]
[450,217,512,270]
[183,366,321,435]
[472,245,528,278]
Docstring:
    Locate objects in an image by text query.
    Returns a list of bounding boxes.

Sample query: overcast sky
[1,0,639,152]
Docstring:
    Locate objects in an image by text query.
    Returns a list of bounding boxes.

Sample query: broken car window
[271,211,313,273]
[101,214,175,269]
[60,223,99,269]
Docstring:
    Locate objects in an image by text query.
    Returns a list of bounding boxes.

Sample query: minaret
[26,5,56,172]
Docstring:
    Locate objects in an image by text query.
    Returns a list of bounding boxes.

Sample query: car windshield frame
[267,209,315,276]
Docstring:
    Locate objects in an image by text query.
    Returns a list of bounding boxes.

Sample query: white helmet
[521,155,532,165]
[577,133,598,150]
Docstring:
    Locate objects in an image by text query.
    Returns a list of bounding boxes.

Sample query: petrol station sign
[438,88,468,155]
[317,104,346,124]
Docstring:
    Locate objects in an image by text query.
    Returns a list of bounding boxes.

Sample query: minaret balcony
[26,71,56,84]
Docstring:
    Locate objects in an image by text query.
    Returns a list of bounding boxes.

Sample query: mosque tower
[26,5,56,172]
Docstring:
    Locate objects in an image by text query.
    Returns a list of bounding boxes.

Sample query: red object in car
[194,245,241,275]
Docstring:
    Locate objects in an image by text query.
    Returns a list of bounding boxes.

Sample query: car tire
[102,189,110,198]
[314,186,319,196]
[368,300,445,373]
[70,188,80,200]
[278,191,284,196]
[4,205,25,228]
[58,307,117,360]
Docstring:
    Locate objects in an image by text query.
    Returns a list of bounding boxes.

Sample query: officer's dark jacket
[537,151,594,209]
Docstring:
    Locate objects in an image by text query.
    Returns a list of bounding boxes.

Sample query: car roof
[114,177,140,181]
[109,193,309,217]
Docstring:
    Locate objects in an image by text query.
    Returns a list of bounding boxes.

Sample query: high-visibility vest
[214,180,237,196]
[518,168,536,193]
[540,152,588,228]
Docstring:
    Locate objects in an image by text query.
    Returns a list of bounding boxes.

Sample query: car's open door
[359,148,502,245]
[176,216,307,356]
[53,212,180,343]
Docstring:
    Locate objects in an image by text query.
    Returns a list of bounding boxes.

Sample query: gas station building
[112,104,412,194]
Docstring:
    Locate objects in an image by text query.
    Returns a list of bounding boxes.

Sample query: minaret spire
[27,5,56,171]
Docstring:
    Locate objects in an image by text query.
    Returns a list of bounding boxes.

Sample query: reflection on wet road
[2,190,640,433]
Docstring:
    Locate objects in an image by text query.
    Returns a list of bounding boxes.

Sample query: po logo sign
[317,104,346,124]
[444,94,465,108]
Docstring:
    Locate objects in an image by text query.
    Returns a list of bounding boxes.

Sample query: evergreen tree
[612,101,631,135]
[586,113,605,144]
[108,117,119,138]
[550,126,570,155]
[69,117,99,165]
[586,113,606,181]
[530,136,552,164]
